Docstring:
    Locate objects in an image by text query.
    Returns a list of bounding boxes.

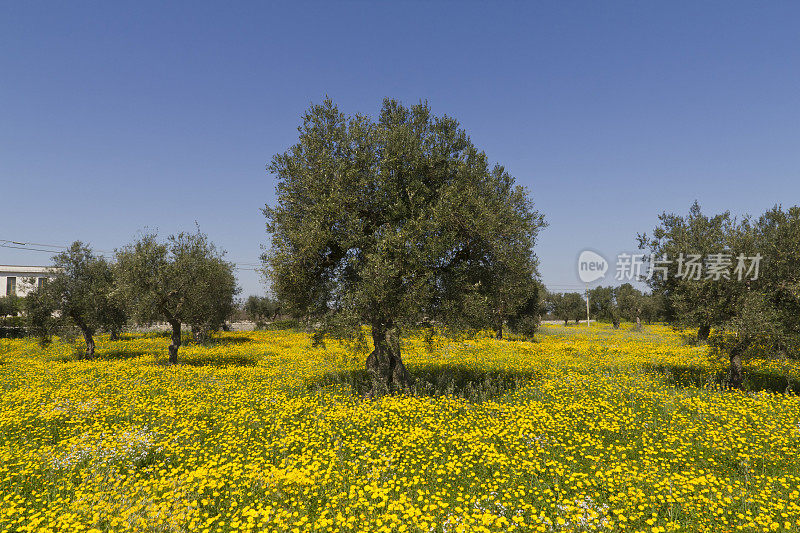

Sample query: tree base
[365,324,411,396]
[168,321,181,365]
[728,350,743,389]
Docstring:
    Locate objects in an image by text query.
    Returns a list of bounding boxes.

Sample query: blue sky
[2,1,798,297]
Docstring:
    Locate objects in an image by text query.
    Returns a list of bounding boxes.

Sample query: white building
[0,265,57,298]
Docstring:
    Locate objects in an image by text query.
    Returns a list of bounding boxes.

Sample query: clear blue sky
[2,1,798,297]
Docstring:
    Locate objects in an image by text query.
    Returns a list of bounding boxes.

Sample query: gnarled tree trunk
[698,324,711,341]
[168,320,181,364]
[729,347,744,389]
[78,324,95,360]
[366,322,410,396]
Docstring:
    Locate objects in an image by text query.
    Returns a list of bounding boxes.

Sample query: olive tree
[263,98,544,394]
[115,231,239,363]
[244,295,280,323]
[709,206,800,387]
[588,286,616,324]
[466,243,542,340]
[506,281,543,339]
[25,242,119,358]
[565,292,586,324]
[641,202,800,388]
[638,201,739,340]
[0,295,21,317]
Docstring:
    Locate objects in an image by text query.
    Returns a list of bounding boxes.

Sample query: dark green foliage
[638,292,665,325]
[587,285,664,327]
[638,201,739,338]
[23,288,57,345]
[588,286,615,322]
[545,292,585,325]
[615,283,646,323]
[506,282,542,339]
[709,292,792,388]
[0,296,23,338]
[544,292,564,324]
[263,319,299,331]
[0,295,21,317]
[24,242,121,357]
[641,202,800,387]
[565,292,586,324]
[244,295,280,324]
[115,231,240,363]
[0,316,25,339]
[741,206,800,346]
[263,98,545,392]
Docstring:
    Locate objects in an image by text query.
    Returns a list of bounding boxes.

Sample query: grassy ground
[0,324,799,533]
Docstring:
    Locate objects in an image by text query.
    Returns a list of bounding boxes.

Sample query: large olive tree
[263,98,544,394]
[115,231,239,364]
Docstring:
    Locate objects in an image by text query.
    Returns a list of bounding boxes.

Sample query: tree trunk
[168,321,181,364]
[729,348,744,389]
[110,328,119,341]
[192,325,209,344]
[698,324,711,341]
[365,323,410,396]
[79,325,95,359]
[495,319,503,340]
[563,318,568,326]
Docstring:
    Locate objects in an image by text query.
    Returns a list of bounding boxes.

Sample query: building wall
[0,266,57,298]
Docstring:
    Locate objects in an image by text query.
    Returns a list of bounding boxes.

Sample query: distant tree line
[540,285,665,327]
[587,284,665,327]
[639,201,800,388]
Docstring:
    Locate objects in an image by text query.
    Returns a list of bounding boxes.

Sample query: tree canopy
[640,202,800,387]
[115,231,239,363]
[25,242,121,357]
[263,98,545,393]
[244,295,280,323]
[638,201,738,339]
[0,295,21,318]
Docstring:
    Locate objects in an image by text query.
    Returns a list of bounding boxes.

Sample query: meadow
[1,324,799,533]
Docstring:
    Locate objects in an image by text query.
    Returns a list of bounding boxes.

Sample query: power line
[0,239,68,249]
[0,239,115,256]
[0,243,64,253]
[1,238,263,271]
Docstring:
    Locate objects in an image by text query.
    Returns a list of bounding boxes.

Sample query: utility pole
[585,284,590,327]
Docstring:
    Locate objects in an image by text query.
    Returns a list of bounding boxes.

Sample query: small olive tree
[244,295,280,323]
[638,201,739,340]
[0,295,21,317]
[115,231,239,363]
[25,242,119,358]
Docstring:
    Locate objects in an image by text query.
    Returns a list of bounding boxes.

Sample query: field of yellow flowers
[1,324,799,533]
